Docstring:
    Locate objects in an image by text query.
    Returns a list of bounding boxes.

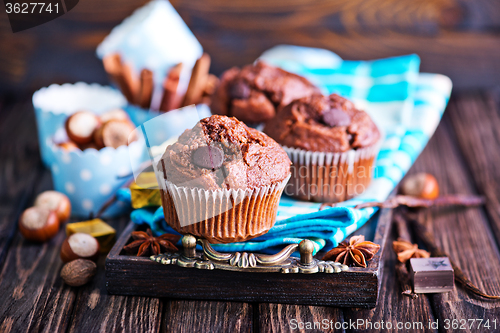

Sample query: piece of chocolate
[322,108,351,127]
[130,172,161,209]
[410,257,454,293]
[192,145,224,170]
[229,80,251,99]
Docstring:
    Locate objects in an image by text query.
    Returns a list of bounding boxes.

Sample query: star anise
[322,235,380,268]
[123,229,180,257]
[392,238,430,263]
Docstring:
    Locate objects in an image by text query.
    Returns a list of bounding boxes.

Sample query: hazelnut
[92,125,105,149]
[65,111,101,144]
[60,233,100,263]
[19,207,60,242]
[78,142,99,151]
[60,259,97,287]
[401,173,439,199]
[34,190,71,223]
[99,109,130,123]
[100,120,137,149]
[57,141,80,152]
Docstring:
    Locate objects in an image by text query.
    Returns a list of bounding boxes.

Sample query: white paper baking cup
[283,140,382,203]
[160,175,290,243]
[33,82,127,166]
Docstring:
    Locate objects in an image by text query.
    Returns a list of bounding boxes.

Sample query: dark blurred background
[1,0,500,97]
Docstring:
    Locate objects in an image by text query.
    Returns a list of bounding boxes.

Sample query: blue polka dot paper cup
[47,137,145,218]
[33,82,148,218]
[33,82,127,167]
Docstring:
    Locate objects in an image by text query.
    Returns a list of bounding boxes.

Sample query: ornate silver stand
[150,235,348,274]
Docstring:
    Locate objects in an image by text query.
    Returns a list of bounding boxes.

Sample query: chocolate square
[410,257,454,293]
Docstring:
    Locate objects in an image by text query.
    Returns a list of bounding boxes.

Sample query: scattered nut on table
[19,206,60,242]
[60,259,97,287]
[60,233,100,263]
[34,190,71,223]
[400,172,439,200]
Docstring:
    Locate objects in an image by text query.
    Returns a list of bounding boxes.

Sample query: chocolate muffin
[211,61,320,124]
[157,115,291,243]
[264,94,382,203]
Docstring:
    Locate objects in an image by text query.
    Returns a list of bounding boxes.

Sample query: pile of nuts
[59,108,137,151]
[59,233,99,287]
[19,190,99,287]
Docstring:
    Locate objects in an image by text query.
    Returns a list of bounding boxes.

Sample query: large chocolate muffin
[264,94,382,203]
[157,115,291,243]
[211,61,320,124]
[264,94,380,152]
[158,115,291,190]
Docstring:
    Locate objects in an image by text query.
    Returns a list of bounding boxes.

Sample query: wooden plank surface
[258,304,343,333]
[0,172,76,333]
[164,300,253,333]
[0,102,43,267]
[410,114,500,332]
[447,93,500,249]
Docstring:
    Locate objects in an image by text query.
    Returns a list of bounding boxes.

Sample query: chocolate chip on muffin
[211,61,320,124]
[264,93,380,152]
[158,115,291,191]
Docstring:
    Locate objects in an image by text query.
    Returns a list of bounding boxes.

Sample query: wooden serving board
[105,207,392,308]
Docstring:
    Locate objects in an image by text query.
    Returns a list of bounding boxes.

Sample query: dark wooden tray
[105,207,392,308]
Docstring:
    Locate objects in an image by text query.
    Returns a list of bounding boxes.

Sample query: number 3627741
[5,2,59,14]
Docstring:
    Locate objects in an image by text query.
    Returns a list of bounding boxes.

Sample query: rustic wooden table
[1,91,500,332]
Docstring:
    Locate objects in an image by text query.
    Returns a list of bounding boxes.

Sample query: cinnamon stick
[159,63,183,112]
[121,61,140,104]
[103,53,134,102]
[137,68,154,109]
[102,53,140,104]
[355,195,485,210]
[182,53,211,106]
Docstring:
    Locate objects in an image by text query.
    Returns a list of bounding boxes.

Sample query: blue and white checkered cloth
[128,45,452,255]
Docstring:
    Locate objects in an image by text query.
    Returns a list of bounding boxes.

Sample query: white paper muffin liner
[283,139,382,203]
[160,175,290,243]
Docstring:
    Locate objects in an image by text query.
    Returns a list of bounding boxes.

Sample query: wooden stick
[182,53,211,106]
[355,194,485,210]
[159,63,183,112]
[393,210,418,298]
[137,68,154,109]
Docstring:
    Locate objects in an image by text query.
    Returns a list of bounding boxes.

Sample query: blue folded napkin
[125,45,452,255]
